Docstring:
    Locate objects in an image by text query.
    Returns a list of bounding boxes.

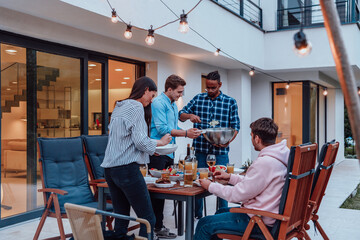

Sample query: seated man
[195,118,290,240]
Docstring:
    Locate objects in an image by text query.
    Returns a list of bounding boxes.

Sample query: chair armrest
[38,188,68,195]
[229,207,290,221]
[89,179,106,186]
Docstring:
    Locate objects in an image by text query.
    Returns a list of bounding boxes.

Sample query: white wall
[327,88,345,161]
[227,69,252,166]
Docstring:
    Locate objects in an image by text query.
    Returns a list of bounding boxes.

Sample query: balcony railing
[277,0,359,30]
[212,0,263,28]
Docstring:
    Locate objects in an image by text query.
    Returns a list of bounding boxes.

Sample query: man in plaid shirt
[179,70,240,219]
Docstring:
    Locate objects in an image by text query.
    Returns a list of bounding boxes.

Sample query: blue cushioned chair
[215,143,317,240]
[82,134,141,232]
[34,137,112,240]
[82,135,108,190]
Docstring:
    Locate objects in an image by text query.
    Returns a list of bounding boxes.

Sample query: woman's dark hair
[115,76,157,134]
[250,118,278,146]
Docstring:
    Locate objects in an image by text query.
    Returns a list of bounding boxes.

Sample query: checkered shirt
[179,92,240,155]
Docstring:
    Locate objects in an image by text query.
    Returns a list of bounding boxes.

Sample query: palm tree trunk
[319,0,360,161]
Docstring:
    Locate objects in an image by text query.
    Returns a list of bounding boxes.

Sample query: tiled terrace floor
[0,159,359,239]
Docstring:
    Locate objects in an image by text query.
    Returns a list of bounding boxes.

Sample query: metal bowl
[202,127,236,145]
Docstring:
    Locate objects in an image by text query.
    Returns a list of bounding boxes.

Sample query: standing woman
[101,76,171,239]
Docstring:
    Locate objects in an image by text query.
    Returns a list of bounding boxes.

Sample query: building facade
[0,0,359,227]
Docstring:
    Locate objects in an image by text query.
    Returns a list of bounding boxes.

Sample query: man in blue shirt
[150,74,200,238]
[179,70,240,219]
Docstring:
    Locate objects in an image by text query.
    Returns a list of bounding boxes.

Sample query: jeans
[194,207,263,240]
[104,162,156,238]
[195,152,229,218]
[148,155,174,229]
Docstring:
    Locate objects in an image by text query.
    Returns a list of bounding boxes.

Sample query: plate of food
[155,144,178,155]
[209,165,227,172]
[154,178,176,188]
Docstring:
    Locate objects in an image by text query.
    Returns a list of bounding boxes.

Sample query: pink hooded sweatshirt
[208,140,290,226]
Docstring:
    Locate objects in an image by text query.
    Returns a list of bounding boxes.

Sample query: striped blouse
[101,99,157,168]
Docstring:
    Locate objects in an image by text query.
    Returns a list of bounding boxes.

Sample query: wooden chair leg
[33,208,50,240]
[34,195,54,240]
[314,220,329,240]
[254,216,273,240]
[303,230,311,240]
[53,195,66,240]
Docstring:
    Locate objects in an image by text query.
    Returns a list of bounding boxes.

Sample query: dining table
[97,182,212,240]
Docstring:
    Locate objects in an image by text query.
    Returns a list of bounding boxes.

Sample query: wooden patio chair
[304,140,339,240]
[215,143,318,240]
[33,137,112,240]
[65,203,152,240]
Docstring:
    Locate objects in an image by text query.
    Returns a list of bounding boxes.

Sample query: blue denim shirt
[150,92,180,158]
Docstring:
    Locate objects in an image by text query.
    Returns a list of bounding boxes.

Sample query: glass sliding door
[36,52,81,138]
[1,43,29,218]
[273,81,323,148]
[108,60,136,114]
[88,61,103,135]
[273,82,303,148]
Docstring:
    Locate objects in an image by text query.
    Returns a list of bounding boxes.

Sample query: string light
[104,0,323,88]
[249,67,255,76]
[145,26,155,46]
[358,87,360,96]
[323,87,328,96]
[111,8,118,23]
[124,24,132,39]
[285,81,290,89]
[179,10,189,33]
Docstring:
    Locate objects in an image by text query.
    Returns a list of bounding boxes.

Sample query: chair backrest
[82,135,108,180]
[65,203,104,240]
[38,137,95,211]
[276,143,317,239]
[310,141,339,211]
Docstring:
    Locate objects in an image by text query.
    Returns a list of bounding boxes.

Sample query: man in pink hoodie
[195,118,290,240]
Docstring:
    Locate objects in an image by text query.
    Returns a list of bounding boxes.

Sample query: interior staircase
[1,62,59,115]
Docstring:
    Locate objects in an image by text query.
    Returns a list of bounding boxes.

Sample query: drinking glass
[206,154,216,168]
[198,168,209,179]
[184,170,193,187]
[178,154,186,172]
[227,163,235,174]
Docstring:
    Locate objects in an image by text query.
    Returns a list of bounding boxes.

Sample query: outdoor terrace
[0,159,359,239]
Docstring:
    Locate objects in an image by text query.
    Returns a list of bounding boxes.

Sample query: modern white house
[0,0,359,228]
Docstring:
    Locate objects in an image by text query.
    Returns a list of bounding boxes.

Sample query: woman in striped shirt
[101,76,171,239]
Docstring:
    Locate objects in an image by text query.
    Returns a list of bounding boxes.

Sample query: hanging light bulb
[357,87,360,96]
[124,24,132,39]
[294,30,312,56]
[323,87,328,96]
[214,49,220,56]
[145,26,155,46]
[285,81,290,89]
[111,9,118,23]
[178,10,189,33]
[249,67,255,76]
